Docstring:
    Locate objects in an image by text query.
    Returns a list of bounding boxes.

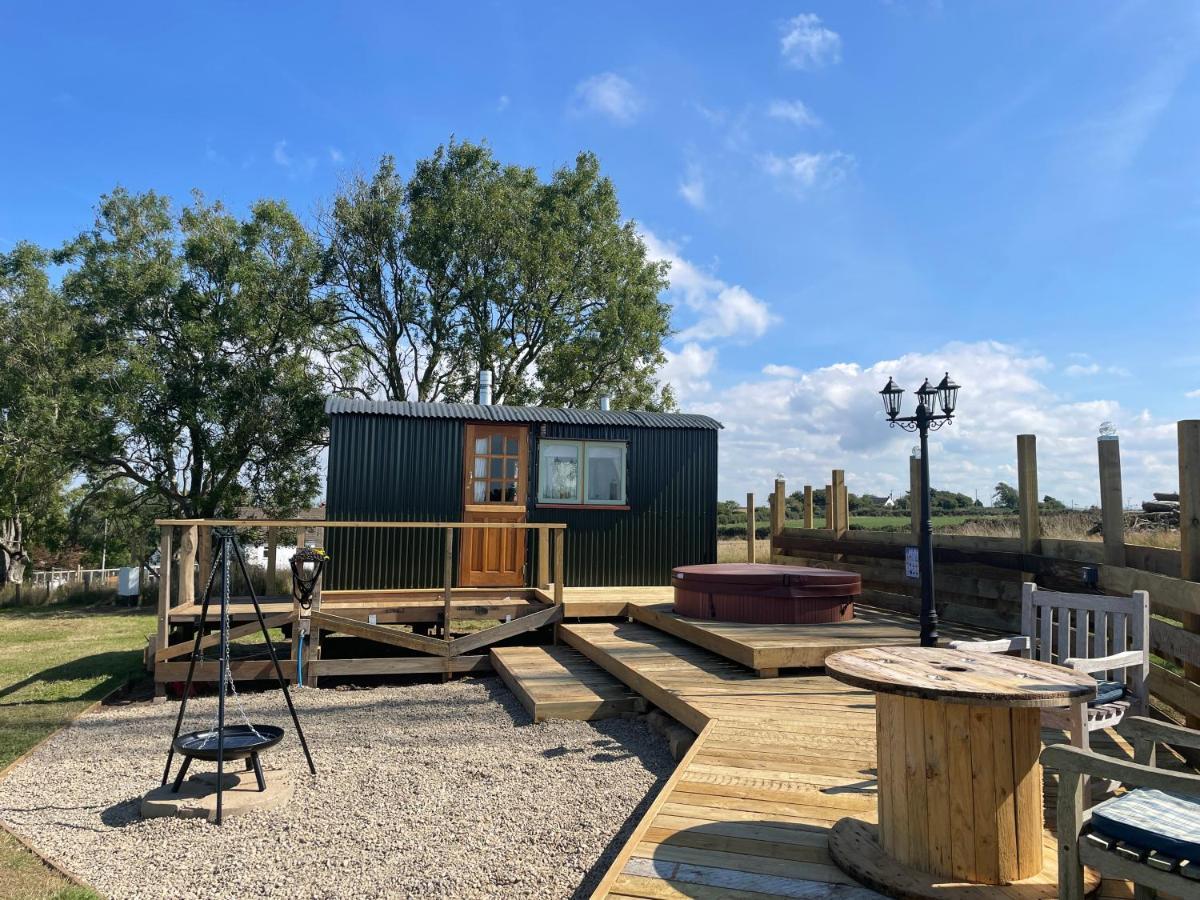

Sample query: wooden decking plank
[491,645,640,722]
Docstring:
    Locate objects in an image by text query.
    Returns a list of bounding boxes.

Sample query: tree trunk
[0,515,26,587]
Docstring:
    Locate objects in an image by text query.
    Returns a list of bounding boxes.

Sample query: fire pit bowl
[170,724,285,793]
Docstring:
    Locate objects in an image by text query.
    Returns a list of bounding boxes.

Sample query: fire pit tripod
[159,527,316,824]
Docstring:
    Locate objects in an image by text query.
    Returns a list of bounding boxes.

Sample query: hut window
[537,440,627,506]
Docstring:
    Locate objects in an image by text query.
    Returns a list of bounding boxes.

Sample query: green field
[0,601,153,899]
[844,514,975,530]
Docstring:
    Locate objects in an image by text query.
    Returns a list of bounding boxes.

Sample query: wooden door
[460,424,528,587]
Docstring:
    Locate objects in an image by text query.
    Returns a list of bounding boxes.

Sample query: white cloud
[767,99,820,128]
[329,147,345,164]
[659,342,717,397]
[1186,388,1200,398]
[273,140,316,178]
[780,13,842,70]
[678,162,706,209]
[1065,361,1131,377]
[570,72,642,124]
[657,339,1176,507]
[641,229,774,342]
[760,150,852,192]
[496,94,510,112]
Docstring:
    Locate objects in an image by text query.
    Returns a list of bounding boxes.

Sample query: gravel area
[0,676,673,899]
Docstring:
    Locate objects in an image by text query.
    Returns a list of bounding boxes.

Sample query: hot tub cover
[672,563,860,598]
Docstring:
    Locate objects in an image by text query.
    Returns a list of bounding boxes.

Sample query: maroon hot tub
[672,563,861,624]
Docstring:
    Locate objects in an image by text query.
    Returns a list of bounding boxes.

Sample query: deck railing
[765,422,1200,732]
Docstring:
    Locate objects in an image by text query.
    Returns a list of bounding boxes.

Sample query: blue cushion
[1091,678,1126,706]
[1090,788,1200,860]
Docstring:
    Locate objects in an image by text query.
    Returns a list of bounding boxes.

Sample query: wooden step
[490,645,644,723]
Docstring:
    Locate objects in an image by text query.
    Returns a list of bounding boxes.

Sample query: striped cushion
[1090,678,1126,706]
[1090,788,1200,860]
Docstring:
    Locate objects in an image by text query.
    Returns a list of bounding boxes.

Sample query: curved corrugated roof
[324,397,722,430]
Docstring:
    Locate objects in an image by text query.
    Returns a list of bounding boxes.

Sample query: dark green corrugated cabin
[323,397,721,590]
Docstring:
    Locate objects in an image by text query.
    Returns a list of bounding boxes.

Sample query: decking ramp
[491,645,643,722]
[561,620,1153,900]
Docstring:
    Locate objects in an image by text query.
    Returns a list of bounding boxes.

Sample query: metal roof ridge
[323,396,722,429]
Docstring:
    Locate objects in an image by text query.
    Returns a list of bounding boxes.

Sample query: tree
[0,244,82,584]
[57,189,350,518]
[993,482,1020,510]
[320,141,673,409]
[1041,494,1066,511]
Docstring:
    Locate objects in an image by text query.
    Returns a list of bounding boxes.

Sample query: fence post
[196,525,211,600]
[304,571,322,688]
[154,525,173,697]
[1017,435,1041,581]
[1178,421,1200,728]
[825,483,834,531]
[553,528,565,606]
[835,470,849,536]
[177,525,197,609]
[803,485,814,528]
[537,526,550,590]
[266,526,278,592]
[442,526,454,639]
[910,452,922,540]
[746,492,756,563]
[1097,433,1125,568]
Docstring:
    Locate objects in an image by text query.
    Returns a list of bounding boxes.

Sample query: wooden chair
[1043,717,1200,899]
[948,582,1149,750]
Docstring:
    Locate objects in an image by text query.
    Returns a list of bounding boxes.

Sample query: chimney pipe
[599,395,611,411]
[478,370,492,405]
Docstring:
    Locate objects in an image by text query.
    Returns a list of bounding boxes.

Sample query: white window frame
[536,439,628,507]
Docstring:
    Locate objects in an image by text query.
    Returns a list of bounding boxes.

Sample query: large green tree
[320,140,674,409]
[0,244,83,583]
[57,189,349,519]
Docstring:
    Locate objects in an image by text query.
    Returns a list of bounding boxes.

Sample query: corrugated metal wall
[324,414,718,589]
[324,414,463,590]
[527,424,717,585]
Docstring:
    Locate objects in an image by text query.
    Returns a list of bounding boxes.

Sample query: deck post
[154,525,173,695]
[1097,432,1125,568]
[266,526,278,592]
[824,483,834,531]
[746,492,756,563]
[803,485,813,528]
[177,525,197,609]
[771,478,786,539]
[442,526,454,639]
[537,526,550,590]
[553,528,565,606]
[196,525,211,600]
[304,568,322,688]
[1017,434,1041,579]
[832,470,847,537]
[1178,420,1200,727]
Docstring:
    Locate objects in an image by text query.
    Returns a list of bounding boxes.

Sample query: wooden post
[196,525,211,599]
[746,492,756,563]
[1178,420,1200,728]
[833,469,848,537]
[537,526,550,590]
[771,478,786,538]
[910,453,922,540]
[1097,433,1125,568]
[553,528,565,606]
[266,526,278,593]
[803,485,813,528]
[1017,435,1041,574]
[442,526,454,639]
[824,484,834,531]
[304,568,322,688]
[154,526,173,696]
[177,525,197,609]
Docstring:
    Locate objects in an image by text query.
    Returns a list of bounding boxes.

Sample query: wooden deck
[491,646,644,722]
[628,602,1000,675]
[559,620,1166,900]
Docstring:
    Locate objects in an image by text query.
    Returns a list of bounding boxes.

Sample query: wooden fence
[767,422,1200,728]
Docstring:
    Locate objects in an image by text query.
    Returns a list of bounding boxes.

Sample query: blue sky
[3,1,1199,505]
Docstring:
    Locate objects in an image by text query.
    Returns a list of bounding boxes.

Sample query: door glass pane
[538,442,580,502]
[490,435,504,454]
[473,458,486,477]
[506,436,519,455]
[505,458,518,478]
[473,480,486,502]
[490,458,503,478]
[586,444,625,503]
[505,481,518,502]
[475,437,488,454]
[489,481,504,502]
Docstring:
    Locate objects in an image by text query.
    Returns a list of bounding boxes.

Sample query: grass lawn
[1,601,154,900]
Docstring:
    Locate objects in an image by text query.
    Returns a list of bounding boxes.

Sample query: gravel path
[0,676,673,899]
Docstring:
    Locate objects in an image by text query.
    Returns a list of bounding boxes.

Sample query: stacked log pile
[1132,491,1180,529]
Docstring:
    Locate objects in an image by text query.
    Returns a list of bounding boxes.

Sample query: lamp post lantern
[878,372,960,647]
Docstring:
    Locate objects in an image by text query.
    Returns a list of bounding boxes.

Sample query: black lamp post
[878,372,960,647]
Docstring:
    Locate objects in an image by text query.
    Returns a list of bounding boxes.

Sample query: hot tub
[672,563,861,624]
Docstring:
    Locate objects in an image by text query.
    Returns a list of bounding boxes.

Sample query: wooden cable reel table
[824,646,1100,898]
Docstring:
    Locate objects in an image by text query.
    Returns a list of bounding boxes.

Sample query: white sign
[905,546,919,580]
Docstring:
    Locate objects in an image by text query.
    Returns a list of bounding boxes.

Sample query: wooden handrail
[154,518,567,529]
